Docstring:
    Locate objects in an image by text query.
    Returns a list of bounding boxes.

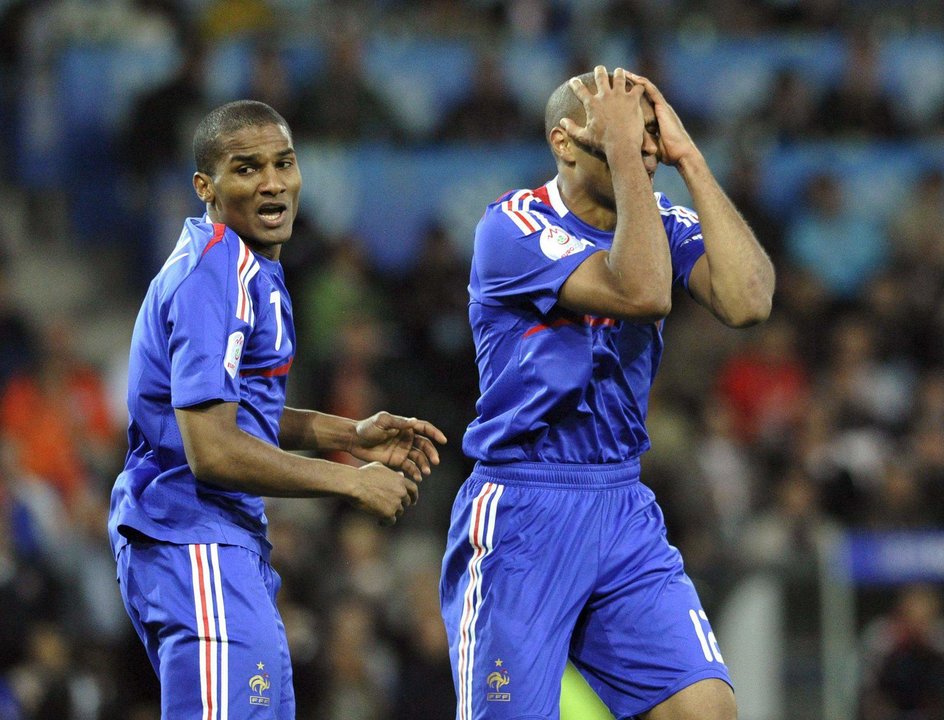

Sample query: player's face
[197,123,302,260]
[577,95,661,211]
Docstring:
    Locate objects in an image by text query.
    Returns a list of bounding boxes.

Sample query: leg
[569,482,733,719]
[440,478,599,719]
[117,540,292,719]
[641,679,736,720]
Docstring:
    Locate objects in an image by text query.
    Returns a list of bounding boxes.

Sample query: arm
[176,401,418,524]
[279,406,447,482]
[629,71,774,327]
[557,66,673,322]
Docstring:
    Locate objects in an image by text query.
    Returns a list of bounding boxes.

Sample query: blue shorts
[117,539,295,719]
[439,460,731,720]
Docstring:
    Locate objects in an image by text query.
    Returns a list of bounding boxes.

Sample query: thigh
[118,541,293,719]
[569,484,732,719]
[440,478,599,720]
[641,678,736,720]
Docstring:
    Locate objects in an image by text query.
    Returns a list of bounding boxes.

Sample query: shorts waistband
[471,458,641,488]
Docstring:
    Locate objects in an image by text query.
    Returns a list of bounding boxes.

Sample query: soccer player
[108,100,447,718]
[440,66,774,720]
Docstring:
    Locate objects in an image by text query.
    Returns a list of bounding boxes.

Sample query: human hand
[348,462,419,526]
[625,72,699,167]
[349,411,447,482]
[559,65,647,158]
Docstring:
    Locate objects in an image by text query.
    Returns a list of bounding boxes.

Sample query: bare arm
[176,401,419,523]
[278,406,356,454]
[556,66,673,322]
[279,407,447,482]
[630,71,774,327]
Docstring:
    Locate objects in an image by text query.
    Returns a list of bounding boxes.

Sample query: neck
[555,173,617,232]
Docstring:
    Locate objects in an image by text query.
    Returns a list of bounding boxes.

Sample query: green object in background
[560,662,615,720]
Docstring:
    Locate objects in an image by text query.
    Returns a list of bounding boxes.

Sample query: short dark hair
[193,100,291,175]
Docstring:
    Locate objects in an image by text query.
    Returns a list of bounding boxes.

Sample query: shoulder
[479,186,559,241]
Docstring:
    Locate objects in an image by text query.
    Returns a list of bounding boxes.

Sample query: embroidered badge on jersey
[539,225,593,261]
[486,659,511,702]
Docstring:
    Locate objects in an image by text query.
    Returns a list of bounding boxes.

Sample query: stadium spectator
[435,52,532,141]
[814,29,903,138]
[784,171,890,299]
[715,316,811,447]
[859,585,944,720]
[292,30,407,142]
[0,319,118,508]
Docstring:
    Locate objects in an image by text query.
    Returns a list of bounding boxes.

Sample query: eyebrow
[229,148,296,164]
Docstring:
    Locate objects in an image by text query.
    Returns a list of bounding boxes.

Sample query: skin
[192,122,300,261]
[179,121,447,524]
[553,66,775,328]
[553,67,769,718]
[552,66,673,322]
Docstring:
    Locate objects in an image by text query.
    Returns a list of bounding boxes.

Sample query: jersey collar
[546,176,569,217]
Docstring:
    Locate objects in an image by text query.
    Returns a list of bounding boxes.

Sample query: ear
[549,125,577,166]
[193,172,215,205]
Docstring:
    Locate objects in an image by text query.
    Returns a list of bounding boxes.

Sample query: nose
[258,164,286,195]
[641,130,659,159]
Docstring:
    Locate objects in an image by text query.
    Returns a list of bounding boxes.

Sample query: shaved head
[193,100,291,175]
[544,70,641,146]
[544,72,596,142]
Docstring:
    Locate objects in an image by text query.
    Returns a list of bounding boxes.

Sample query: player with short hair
[108,99,447,718]
[440,66,774,720]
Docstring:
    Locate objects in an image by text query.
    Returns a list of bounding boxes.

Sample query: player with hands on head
[440,66,773,720]
[108,99,446,718]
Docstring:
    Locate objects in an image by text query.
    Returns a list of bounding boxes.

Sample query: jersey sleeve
[658,193,705,294]
[166,239,251,408]
[471,195,599,316]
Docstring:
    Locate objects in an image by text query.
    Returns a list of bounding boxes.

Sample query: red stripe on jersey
[504,195,539,233]
[523,317,574,338]
[194,545,214,720]
[523,315,616,338]
[532,185,550,206]
[239,357,294,378]
[201,223,226,257]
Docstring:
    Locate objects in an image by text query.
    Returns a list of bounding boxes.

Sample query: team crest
[486,659,511,702]
[249,662,271,706]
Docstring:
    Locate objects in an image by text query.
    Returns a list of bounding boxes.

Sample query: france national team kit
[440,178,731,720]
[108,217,296,718]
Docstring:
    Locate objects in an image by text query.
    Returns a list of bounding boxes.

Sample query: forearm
[678,153,775,326]
[608,150,673,312]
[278,407,355,453]
[177,404,357,498]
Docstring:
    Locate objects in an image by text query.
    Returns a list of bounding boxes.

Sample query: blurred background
[0,0,943,718]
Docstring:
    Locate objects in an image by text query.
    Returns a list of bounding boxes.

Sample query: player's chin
[255,221,293,245]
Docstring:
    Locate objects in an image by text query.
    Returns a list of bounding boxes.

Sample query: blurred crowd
[1,0,944,718]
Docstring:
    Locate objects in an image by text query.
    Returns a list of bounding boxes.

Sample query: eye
[237,165,255,175]
[277,159,294,169]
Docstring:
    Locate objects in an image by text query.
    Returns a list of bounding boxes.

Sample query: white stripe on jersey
[500,190,550,236]
[656,193,700,228]
[210,544,229,720]
[236,240,260,325]
[189,544,229,720]
[456,482,504,720]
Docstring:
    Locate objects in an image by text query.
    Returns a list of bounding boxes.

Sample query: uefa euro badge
[486,658,511,702]
[249,662,271,706]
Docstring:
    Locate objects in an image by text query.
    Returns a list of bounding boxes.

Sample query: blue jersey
[108,218,295,561]
[463,177,704,464]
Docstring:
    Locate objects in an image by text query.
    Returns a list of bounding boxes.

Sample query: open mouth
[258,202,288,228]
